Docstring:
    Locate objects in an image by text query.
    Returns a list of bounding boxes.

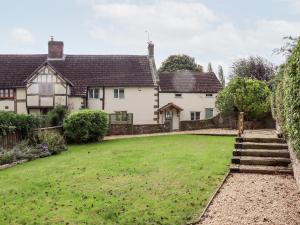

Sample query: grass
[0,135,234,225]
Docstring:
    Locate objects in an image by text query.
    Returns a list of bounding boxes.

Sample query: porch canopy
[158,102,183,113]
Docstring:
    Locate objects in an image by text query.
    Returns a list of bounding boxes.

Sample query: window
[115,111,128,121]
[114,88,125,99]
[205,108,214,119]
[88,88,99,99]
[165,111,173,120]
[175,93,182,98]
[0,89,14,99]
[191,111,200,121]
[206,93,213,97]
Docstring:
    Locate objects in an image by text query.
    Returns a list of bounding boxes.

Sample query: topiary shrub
[63,109,108,143]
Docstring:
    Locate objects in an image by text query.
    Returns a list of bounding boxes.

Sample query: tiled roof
[0,54,155,96]
[158,71,222,93]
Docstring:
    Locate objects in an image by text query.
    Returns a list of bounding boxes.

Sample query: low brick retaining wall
[108,124,170,135]
[180,114,275,131]
[288,141,300,191]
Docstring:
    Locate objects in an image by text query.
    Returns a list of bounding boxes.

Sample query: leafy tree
[207,62,213,72]
[216,77,271,119]
[230,56,275,82]
[159,55,203,73]
[218,65,225,87]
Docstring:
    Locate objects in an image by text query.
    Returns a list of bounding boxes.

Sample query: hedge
[272,39,300,157]
[63,109,108,143]
[0,111,39,138]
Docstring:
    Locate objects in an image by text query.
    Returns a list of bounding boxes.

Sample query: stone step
[233,149,290,158]
[232,156,291,166]
[236,137,286,144]
[230,164,293,175]
[235,142,288,150]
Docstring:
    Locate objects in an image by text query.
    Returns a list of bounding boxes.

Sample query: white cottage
[0,39,222,134]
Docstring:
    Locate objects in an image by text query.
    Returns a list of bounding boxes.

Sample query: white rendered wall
[0,100,15,111]
[16,88,27,114]
[105,87,156,125]
[159,93,218,121]
[68,97,84,112]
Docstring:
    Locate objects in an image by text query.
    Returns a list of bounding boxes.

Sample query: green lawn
[0,135,234,225]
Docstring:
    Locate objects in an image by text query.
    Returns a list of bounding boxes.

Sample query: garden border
[186,172,231,225]
[0,159,28,170]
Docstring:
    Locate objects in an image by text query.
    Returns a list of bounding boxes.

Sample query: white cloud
[87,0,300,78]
[288,0,300,13]
[10,28,34,44]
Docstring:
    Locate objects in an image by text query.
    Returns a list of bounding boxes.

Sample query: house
[158,71,222,130]
[0,38,222,134]
[0,38,159,127]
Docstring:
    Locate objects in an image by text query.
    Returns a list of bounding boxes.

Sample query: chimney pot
[48,38,64,59]
[148,41,154,58]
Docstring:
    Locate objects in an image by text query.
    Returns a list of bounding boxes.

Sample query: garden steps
[230,136,293,175]
[232,156,291,166]
[230,164,293,175]
[235,142,288,150]
[235,137,286,144]
[233,149,290,158]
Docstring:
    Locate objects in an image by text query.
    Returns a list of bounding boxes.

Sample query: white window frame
[114,88,125,99]
[115,111,128,122]
[205,108,214,119]
[191,111,201,121]
[88,88,100,99]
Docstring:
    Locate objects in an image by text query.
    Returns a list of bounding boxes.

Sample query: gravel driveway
[198,174,300,225]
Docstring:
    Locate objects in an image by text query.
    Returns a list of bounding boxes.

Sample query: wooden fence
[0,132,21,150]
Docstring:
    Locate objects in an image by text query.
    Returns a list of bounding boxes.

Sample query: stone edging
[186,172,231,225]
[0,160,28,171]
[288,141,300,191]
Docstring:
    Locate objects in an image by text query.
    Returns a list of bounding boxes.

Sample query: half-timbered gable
[25,64,71,113]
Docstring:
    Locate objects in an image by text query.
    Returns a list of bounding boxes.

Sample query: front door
[165,110,180,131]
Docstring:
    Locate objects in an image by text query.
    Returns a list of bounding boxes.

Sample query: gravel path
[198,174,300,225]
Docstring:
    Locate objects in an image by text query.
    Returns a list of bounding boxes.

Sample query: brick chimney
[48,37,64,59]
[148,41,154,58]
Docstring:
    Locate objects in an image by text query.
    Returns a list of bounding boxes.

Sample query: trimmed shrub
[63,109,108,143]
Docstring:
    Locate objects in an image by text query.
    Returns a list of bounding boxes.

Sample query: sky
[1,0,300,77]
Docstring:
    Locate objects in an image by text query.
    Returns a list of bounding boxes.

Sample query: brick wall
[179,113,275,131]
[108,124,170,135]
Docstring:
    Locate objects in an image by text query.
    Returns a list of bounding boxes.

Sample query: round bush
[63,110,108,143]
